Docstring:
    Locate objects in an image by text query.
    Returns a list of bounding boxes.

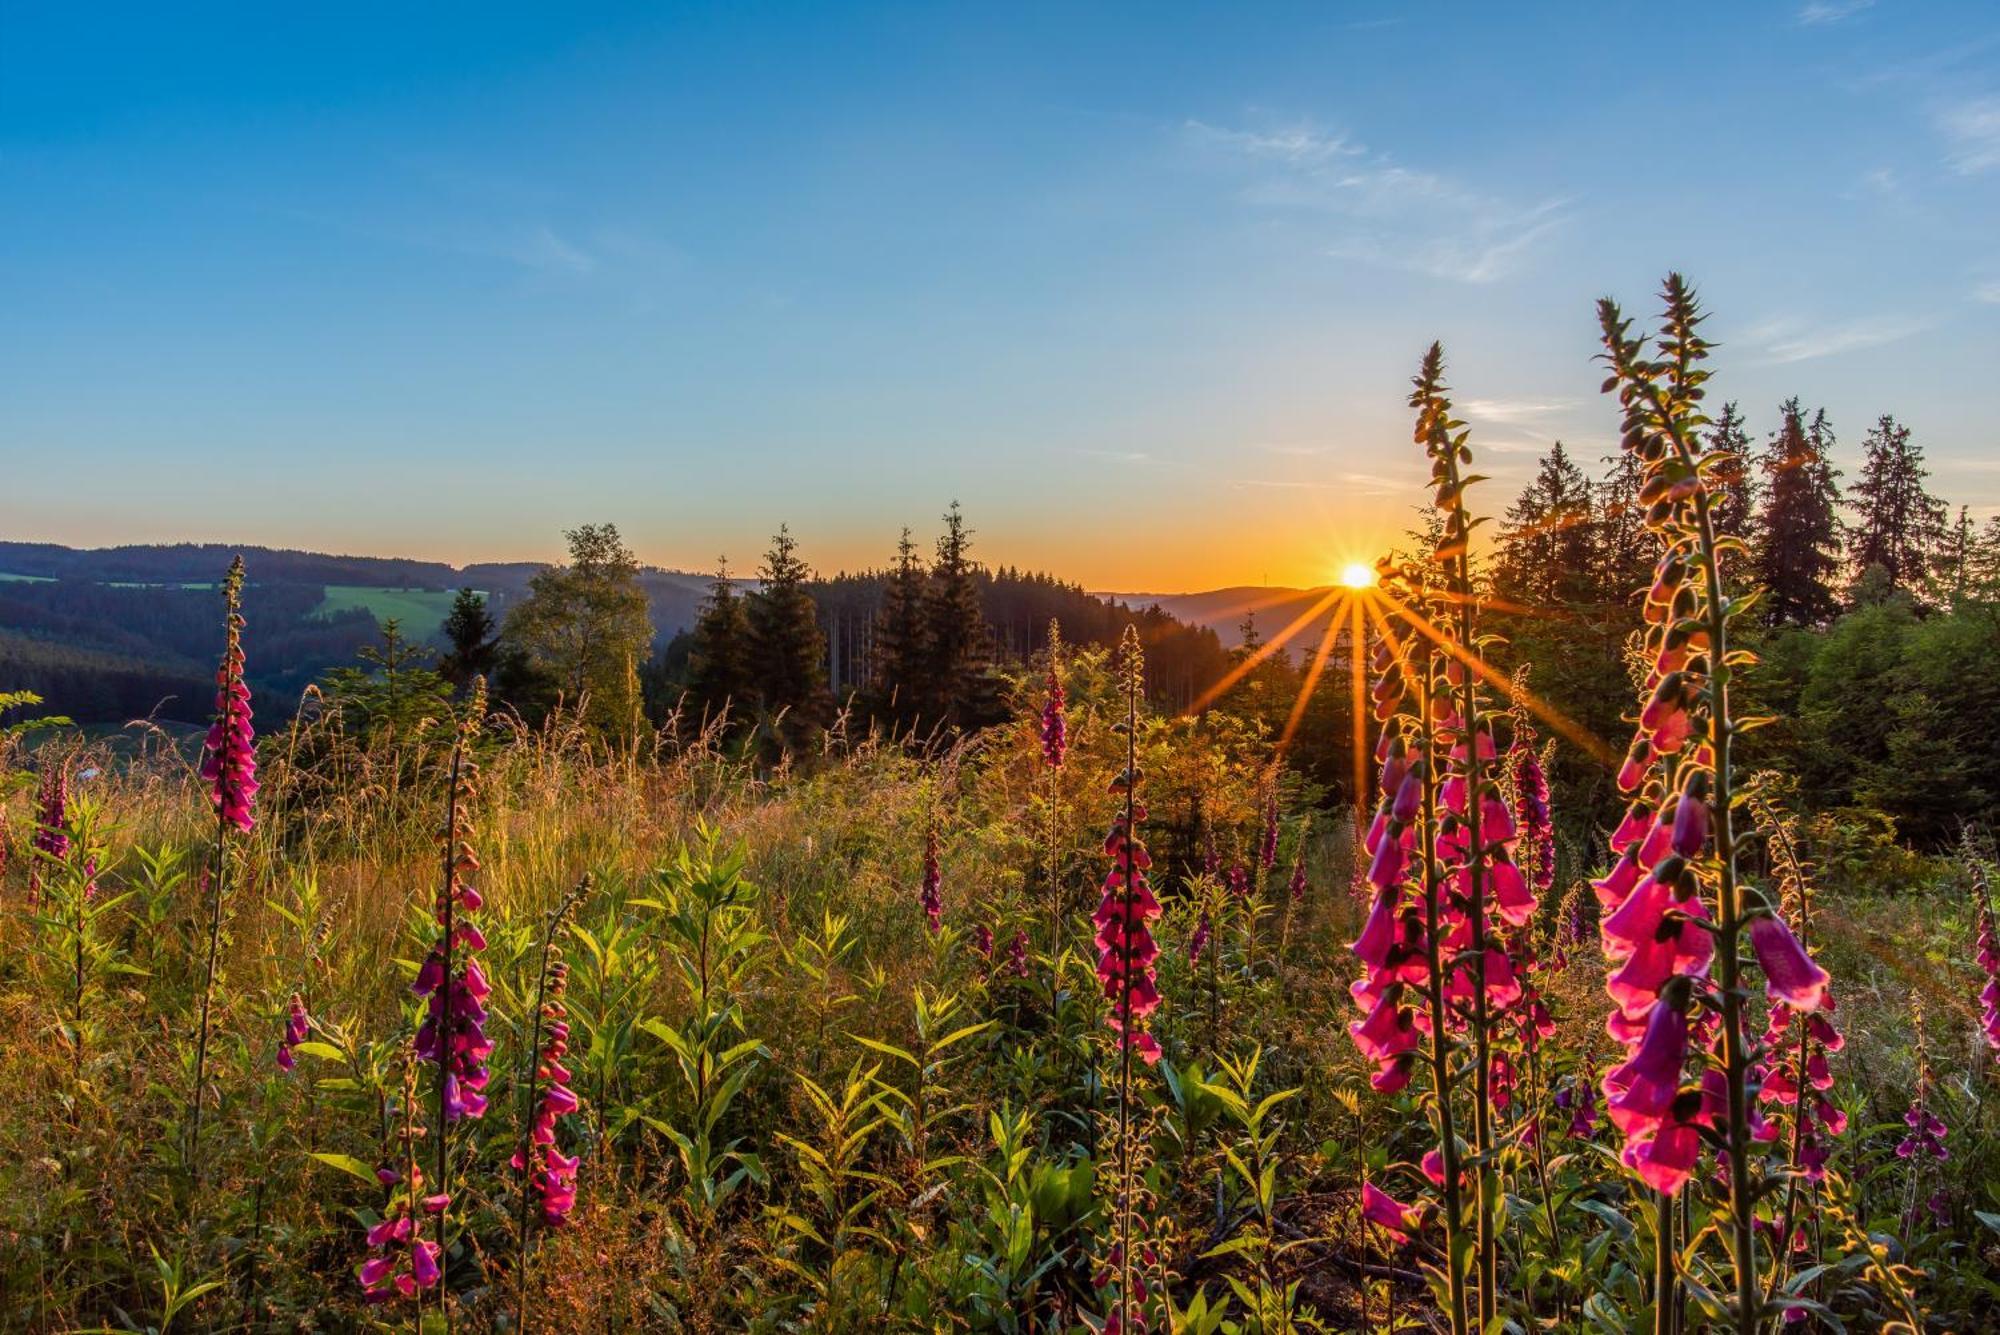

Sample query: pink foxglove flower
[28,764,70,904]
[1039,625,1068,769]
[919,814,943,934]
[1970,858,2000,1058]
[1361,1181,1423,1244]
[1005,928,1030,978]
[514,960,580,1226]
[414,745,491,1124]
[1095,627,1162,1066]
[1187,911,1211,965]
[199,555,258,834]
[276,993,310,1073]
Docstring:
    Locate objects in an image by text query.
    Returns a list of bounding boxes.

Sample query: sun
[1338,562,1377,591]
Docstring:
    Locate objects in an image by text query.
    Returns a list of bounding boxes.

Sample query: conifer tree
[869,528,930,725]
[438,587,497,689]
[1849,413,1947,596]
[687,558,753,728]
[1592,447,1652,607]
[1235,608,1264,659]
[1707,401,1759,553]
[1754,399,1843,627]
[1495,440,1597,606]
[923,501,1002,729]
[746,525,830,734]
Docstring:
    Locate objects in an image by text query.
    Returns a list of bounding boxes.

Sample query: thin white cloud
[1082,448,1157,464]
[1744,314,1930,364]
[1340,471,1414,496]
[1798,0,1873,25]
[1938,96,2000,174]
[1975,280,2000,303]
[1460,397,1575,423]
[1184,120,1362,166]
[1233,478,1335,490]
[1184,118,1571,284]
[493,225,598,276]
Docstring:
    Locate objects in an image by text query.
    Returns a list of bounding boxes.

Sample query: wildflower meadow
[4,278,1999,1334]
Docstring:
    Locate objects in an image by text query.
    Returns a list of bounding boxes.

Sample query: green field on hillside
[312,585,462,638]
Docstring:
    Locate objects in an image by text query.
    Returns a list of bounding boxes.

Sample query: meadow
[311,588,464,640]
[2,277,1997,1334]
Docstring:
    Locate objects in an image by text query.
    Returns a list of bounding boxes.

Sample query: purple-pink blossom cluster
[28,765,69,904]
[275,993,310,1073]
[1096,767,1162,1066]
[200,555,258,834]
[1974,862,1999,1057]
[1040,628,1068,770]
[360,1160,446,1302]
[920,815,943,934]
[414,797,491,1123]
[513,959,580,1227]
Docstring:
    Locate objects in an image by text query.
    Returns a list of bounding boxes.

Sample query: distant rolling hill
[1100,585,1349,661]
[0,541,722,725]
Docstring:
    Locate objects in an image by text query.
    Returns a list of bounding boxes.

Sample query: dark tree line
[1487,399,2000,843]
[658,501,1235,745]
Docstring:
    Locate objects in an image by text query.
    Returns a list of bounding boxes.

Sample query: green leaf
[306,1152,378,1186]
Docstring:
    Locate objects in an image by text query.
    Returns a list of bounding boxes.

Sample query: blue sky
[4,2,1997,590]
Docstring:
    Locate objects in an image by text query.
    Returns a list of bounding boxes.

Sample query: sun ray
[1376,589,1618,766]
[1347,593,1370,830]
[1186,586,1347,715]
[1278,591,1348,753]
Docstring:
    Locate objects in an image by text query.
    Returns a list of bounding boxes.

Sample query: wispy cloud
[1183,118,1572,284]
[1232,478,1335,490]
[1460,397,1575,424]
[1184,121,1362,167]
[1341,471,1413,496]
[1082,448,1157,464]
[1744,314,1930,364]
[1797,0,1873,25]
[488,225,598,275]
[1975,280,2000,304]
[1938,96,2000,173]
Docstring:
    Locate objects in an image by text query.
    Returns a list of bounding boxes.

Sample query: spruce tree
[1495,440,1597,606]
[1707,402,1759,554]
[746,524,830,733]
[923,501,1002,729]
[687,558,754,728]
[438,587,497,689]
[1848,413,1947,596]
[870,528,930,725]
[1592,447,1652,607]
[1754,399,1843,627]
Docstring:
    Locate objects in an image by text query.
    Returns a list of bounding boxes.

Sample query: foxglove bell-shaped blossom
[200,556,258,833]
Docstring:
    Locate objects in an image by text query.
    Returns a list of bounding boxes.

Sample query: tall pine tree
[1848,413,1946,597]
[1707,401,1759,555]
[1494,440,1597,606]
[438,587,497,689]
[746,524,830,734]
[869,528,930,726]
[1593,447,1653,607]
[923,501,1002,730]
[1754,399,1843,627]
[687,558,753,728]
